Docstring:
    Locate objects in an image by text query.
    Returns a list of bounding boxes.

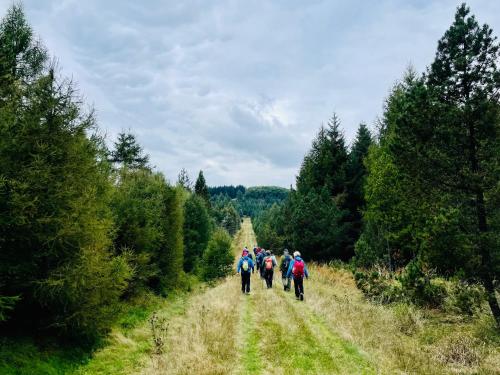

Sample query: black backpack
[281,255,291,273]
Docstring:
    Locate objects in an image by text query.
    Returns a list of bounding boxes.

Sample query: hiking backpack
[281,255,291,273]
[265,257,273,270]
[292,260,305,278]
[242,259,249,272]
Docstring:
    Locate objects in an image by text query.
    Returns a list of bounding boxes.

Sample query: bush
[202,229,234,281]
[444,281,486,316]
[398,260,447,307]
[354,267,404,304]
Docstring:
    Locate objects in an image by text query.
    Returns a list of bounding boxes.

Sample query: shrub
[202,229,234,281]
[398,260,447,307]
[444,281,486,316]
[354,267,403,304]
[183,194,211,273]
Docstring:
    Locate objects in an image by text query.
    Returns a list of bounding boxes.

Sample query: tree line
[0,5,236,343]
[254,4,500,325]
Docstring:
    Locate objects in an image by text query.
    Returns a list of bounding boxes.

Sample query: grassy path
[73,218,499,374]
[142,218,375,374]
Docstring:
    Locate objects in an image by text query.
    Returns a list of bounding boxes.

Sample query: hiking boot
[299,293,304,301]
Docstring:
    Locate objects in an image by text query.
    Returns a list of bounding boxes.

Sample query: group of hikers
[236,246,309,301]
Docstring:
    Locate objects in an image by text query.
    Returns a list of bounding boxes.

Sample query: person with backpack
[256,249,265,279]
[237,249,254,294]
[279,249,292,291]
[263,250,277,288]
[286,251,309,300]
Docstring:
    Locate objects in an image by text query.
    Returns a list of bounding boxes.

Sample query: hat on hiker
[293,251,301,258]
[283,249,289,255]
[242,249,248,255]
[266,250,271,255]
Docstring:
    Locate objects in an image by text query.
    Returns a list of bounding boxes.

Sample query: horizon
[1,0,500,187]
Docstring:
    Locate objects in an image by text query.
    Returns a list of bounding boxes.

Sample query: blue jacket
[237,256,254,273]
[286,256,309,279]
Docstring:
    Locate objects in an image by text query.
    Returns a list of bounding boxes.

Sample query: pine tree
[110,132,150,169]
[388,4,500,324]
[177,168,192,191]
[345,123,373,253]
[183,194,211,273]
[194,170,211,208]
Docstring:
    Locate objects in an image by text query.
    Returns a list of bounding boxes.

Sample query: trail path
[143,218,375,375]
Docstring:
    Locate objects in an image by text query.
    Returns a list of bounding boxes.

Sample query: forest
[1,2,500,374]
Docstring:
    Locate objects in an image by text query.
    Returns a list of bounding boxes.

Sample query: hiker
[280,249,292,291]
[256,249,265,278]
[286,251,309,300]
[237,249,254,294]
[263,250,277,288]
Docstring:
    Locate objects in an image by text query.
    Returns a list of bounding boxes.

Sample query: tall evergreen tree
[177,168,192,191]
[345,123,373,253]
[194,170,211,208]
[0,5,131,338]
[183,194,211,273]
[110,132,150,169]
[388,4,500,324]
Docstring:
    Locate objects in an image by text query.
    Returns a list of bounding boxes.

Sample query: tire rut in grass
[275,287,375,374]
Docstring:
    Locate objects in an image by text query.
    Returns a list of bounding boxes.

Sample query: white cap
[293,251,300,258]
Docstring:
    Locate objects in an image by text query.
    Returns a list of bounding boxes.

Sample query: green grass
[240,295,262,374]
[0,289,197,375]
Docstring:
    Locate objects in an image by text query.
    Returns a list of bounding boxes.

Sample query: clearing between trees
[75,218,498,375]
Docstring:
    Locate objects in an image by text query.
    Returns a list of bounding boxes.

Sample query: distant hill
[209,185,289,217]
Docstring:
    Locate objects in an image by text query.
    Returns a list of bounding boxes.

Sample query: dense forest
[253,4,500,325]
[0,4,238,344]
[209,185,289,218]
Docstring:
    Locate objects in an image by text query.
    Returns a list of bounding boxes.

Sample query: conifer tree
[388,4,500,324]
[194,170,211,208]
[110,132,150,169]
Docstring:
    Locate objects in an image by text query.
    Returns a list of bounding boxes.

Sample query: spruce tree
[110,132,150,169]
[183,194,211,273]
[389,4,500,324]
[194,170,211,208]
[177,168,192,191]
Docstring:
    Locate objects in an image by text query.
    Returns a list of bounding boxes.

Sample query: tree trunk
[484,274,500,326]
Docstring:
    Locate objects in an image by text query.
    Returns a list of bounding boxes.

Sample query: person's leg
[241,273,245,293]
[286,277,291,291]
[269,270,273,288]
[246,273,251,293]
[298,277,304,300]
[293,277,300,298]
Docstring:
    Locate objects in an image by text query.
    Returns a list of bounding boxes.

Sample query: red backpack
[265,257,273,270]
[292,259,305,278]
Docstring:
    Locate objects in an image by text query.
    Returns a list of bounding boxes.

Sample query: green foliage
[0,4,126,340]
[194,170,211,208]
[157,185,185,291]
[288,188,349,261]
[110,132,149,169]
[0,295,19,322]
[253,203,287,251]
[183,194,211,273]
[111,169,170,292]
[202,229,234,281]
[36,246,133,341]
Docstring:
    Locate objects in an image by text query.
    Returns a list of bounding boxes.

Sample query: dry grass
[306,263,500,374]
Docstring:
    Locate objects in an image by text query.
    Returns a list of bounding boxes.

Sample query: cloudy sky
[1,1,500,187]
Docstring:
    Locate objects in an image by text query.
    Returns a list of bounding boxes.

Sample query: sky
[1,1,500,187]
